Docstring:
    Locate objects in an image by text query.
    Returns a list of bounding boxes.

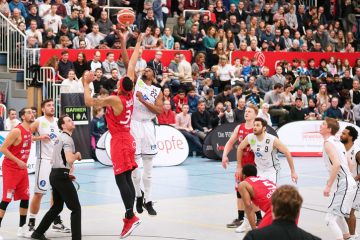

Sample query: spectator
[210,102,227,128]
[224,15,240,35]
[185,12,200,34]
[90,106,107,149]
[96,11,114,35]
[342,99,355,123]
[325,97,343,120]
[354,68,360,81]
[162,87,175,111]
[42,5,62,35]
[192,52,208,85]
[157,100,176,125]
[86,24,105,49]
[214,85,235,108]
[224,101,235,123]
[140,8,157,32]
[91,68,106,94]
[135,48,147,78]
[304,98,319,120]
[289,97,306,122]
[203,26,217,52]
[26,5,45,32]
[284,5,298,34]
[147,51,164,81]
[60,69,84,93]
[191,101,212,140]
[72,29,91,49]
[88,51,102,72]
[73,52,89,79]
[9,0,27,18]
[103,68,119,92]
[173,89,188,113]
[271,66,286,86]
[256,67,273,98]
[234,98,245,123]
[177,54,193,92]
[281,83,295,111]
[313,25,330,50]
[102,52,119,79]
[350,80,360,105]
[282,29,293,50]
[316,84,330,108]
[201,88,215,112]
[199,14,215,37]
[257,103,272,127]
[142,26,156,49]
[187,87,200,114]
[292,88,308,108]
[9,8,25,26]
[26,20,43,47]
[161,27,175,49]
[236,1,248,22]
[264,83,289,126]
[216,56,234,91]
[5,108,21,130]
[172,15,186,48]
[186,24,203,52]
[55,0,66,18]
[353,103,360,126]
[175,104,203,155]
[58,50,74,81]
[0,0,10,18]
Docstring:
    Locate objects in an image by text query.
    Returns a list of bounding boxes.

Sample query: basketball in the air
[117,9,135,25]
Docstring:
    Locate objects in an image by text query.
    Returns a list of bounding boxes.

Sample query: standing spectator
[214,85,235,108]
[86,24,105,49]
[175,104,203,155]
[26,5,45,32]
[177,54,193,92]
[153,0,164,31]
[102,52,119,79]
[325,97,343,120]
[217,56,234,92]
[264,83,289,126]
[256,67,273,98]
[186,24,203,52]
[191,101,212,140]
[285,5,298,34]
[288,98,306,122]
[157,100,176,125]
[140,8,157,32]
[43,5,62,35]
[147,51,164,81]
[350,80,360,105]
[58,51,74,81]
[96,11,114,35]
[9,0,27,18]
[257,103,272,127]
[5,108,21,130]
[161,27,174,49]
[173,89,188,113]
[234,98,246,123]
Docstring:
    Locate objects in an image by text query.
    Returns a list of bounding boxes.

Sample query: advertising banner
[202,130,219,160]
[277,121,360,157]
[64,106,89,125]
[96,125,189,167]
[0,131,36,176]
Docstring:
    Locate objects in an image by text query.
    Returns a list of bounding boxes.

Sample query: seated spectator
[142,26,156,49]
[172,15,187,49]
[186,24,203,52]
[325,97,343,120]
[187,87,200,114]
[26,5,45,32]
[86,24,105,49]
[177,54,193,92]
[175,104,203,155]
[256,67,273,98]
[341,99,355,123]
[304,98,319,120]
[234,98,246,123]
[102,52,119,79]
[63,8,80,39]
[342,70,353,90]
[168,52,181,94]
[103,68,119,92]
[55,0,66,18]
[126,29,140,48]
[73,52,89,79]
[58,50,74,81]
[157,100,176,125]
[203,26,217,52]
[9,8,25,26]
[135,48,147,78]
[88,51,102,72]
[353,104,360,126]
[90,106,107,150]
[264,83,288,126]
[9,0,27,18]
[214,85,235,108]
[201,88,215,112]
[26,20,43,47]
[91,68,106,95]
[140,8,157,32]
[350,80,360,105]
[173,89,188,113]
[245,86,261,107]
[232,86,244,108]
[5,108,21,130]
[289,98,306,122]
[224,101,235,123]
[257,103,272,127]
[271,66,286,86]
[293,88,308,108]
[281,84,295,111]
[210,102,227,128]
[96,11,114,35]
[191,101,212,140]
[161,27,174,50]
[60,69,84,93]
[217,56,234,91]
[162,87,175,111]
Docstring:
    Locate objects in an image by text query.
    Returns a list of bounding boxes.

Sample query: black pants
[115,170,135,218]
[35,168,81,240]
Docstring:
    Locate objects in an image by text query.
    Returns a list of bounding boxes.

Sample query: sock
[0,217,3,227]
[255,211,262,220]
[125,208,134,219]
[29,213,37,219]
[53,215,61,224]
[20,215,27,227]
[238,210,244,221]
[29,217,35,226]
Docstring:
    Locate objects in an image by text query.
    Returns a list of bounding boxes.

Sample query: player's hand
[221,155,229,169]
[136,91,144,102]
[83,71,95,84]
[235,167,242,181]
[17,161,27,169]
[323,185,331,197]
[291,171,298,183]
[76,152,82,161]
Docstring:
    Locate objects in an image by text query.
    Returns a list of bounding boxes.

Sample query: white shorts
[257,168,280,184]
[352,183,360,211]
[34,158,52,194]
[329,177,357,217]
[130,120,157,155]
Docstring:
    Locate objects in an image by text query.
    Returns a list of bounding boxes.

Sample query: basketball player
[131,66,163,215]
[27,99,69,234]
[31,115,82,240]
[340,126,360,239]
[83,30,143,238]
[237,117,298,184]
[0,108,34,237]
[238,164,276,230]
[320,118,357,240]
[221,104,261,228]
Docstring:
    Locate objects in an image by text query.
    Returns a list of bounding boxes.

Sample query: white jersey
[247,133,280,171]
[132,78,161,121]
[37,116,60,160]
[346,143,360,178]
[323,136,353,180]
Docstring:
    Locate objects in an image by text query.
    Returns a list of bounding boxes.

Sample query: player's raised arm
[127,33,144,82]
[83,71,123,114]
[274,138,298,183]
[323,141,341,196]
[236,136,249,180]
[118,30,129,70]
[222,125,240,169]
[0,128,26,169]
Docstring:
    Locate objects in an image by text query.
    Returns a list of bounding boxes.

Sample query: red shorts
[110,134,137,175]
[257,210,273,228]
[2,166,29,202]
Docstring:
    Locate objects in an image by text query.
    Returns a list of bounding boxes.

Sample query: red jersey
[237,123,255,166]
[106,92,134,135]
[2,124,32,170]
[244,176,276,212]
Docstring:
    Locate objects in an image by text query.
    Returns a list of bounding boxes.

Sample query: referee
[31,115,82,240]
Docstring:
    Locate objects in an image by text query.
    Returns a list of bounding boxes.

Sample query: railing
[38,67,61,118]
[0,13,8,54]
[299,0,317,7]
[6,17,26,75]
[25,48,41,88]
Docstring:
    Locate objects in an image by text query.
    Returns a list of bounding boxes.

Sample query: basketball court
[0,156,356,239]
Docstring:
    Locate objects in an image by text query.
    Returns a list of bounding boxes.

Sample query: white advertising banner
[96,125,189,167]
[0,131,37,176]
[277,121,360,157]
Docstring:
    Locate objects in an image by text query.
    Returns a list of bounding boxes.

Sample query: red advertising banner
[230,51,360,75]
[39,49,193,67]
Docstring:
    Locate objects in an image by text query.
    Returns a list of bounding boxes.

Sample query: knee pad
[236,191,242,199]
[0,201,10,211]
[20,200,29,209]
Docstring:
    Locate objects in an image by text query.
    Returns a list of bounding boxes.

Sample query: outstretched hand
[83,71,95,84]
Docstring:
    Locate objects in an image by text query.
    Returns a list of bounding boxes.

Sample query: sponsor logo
[254,52,266,66]
[266,139,270,144]
[255,152,263,158]
[250,138,256,145]
[40,180,46,187]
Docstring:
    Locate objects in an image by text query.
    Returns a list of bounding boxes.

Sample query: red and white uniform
[244,176,276,228]
[2,124,32,202]
[106,91,137,175]
[237,123,255,167]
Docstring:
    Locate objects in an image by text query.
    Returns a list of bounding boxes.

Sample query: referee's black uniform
[31,131,81,240]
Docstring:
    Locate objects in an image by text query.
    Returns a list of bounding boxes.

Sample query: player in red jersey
[84,30,143,239]
[222,104,260,229]
[0,108,34,237]
[238,164,276,230]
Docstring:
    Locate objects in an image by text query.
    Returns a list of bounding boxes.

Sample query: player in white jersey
[237,117,298,184]
[27,99,70,234]
[320,118,357,240]
[340,126,360,239]
[131,66,163,216]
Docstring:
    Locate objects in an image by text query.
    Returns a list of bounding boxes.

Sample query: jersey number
[150,89,158,99]
[120,110,131,125]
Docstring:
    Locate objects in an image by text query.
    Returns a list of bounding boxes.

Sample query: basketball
[117,9,135,25]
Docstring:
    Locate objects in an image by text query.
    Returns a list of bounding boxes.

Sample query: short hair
[106,52,114,56]
[19,107,31,121]
[345,126,358,142]
[41,98,53,108]
[325,117,340,135]
[271,185,303,221]
[224,85,231,91]
[178,89,185,94]
[274,83,283,90]
[57,115,69,130]
[246,104,259,115]
[254,117,267,128]
[8,108,16,114]
[242,164,257,178]
[61,50,68,55]
[121,77,133,92]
